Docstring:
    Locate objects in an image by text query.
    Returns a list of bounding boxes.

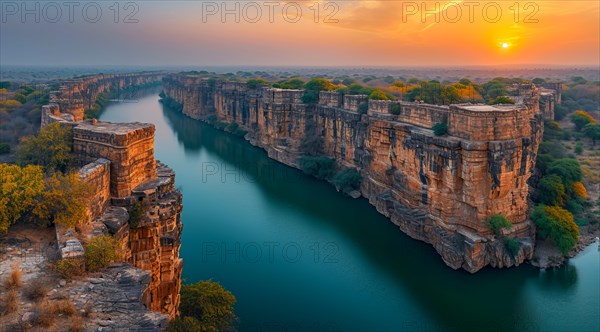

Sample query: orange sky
[1,0,598,66]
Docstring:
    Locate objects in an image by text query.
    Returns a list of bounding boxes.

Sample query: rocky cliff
[41,73,182,326]
[163,74,545,273]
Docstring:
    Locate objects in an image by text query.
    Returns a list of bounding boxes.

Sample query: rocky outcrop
[163,74,545,273]
[42,72,164,126]
[43,73,183,323]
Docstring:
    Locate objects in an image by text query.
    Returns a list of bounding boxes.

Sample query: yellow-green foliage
[84,235,119,272]
[53,258,85,279]
[179,281,237,332]
[532,205,579,255]
[33,172,92,228]
[0,164,45,233]
[17,122,74,173]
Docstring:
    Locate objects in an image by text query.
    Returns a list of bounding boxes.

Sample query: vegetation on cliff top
[168,281,237,332]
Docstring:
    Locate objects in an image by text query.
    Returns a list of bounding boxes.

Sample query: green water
[99,93,600,332]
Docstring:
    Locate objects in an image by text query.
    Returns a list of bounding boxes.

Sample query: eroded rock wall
[163,74,544,273]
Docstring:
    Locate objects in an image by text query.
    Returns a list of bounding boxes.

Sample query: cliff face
[163,74,545,273]
[42,72,164,125]
[43,73,182,322]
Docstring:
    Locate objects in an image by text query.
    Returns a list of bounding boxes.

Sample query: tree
[537,175,567,206]
[179,281,237,332]
[432,122,448,136]
[484,214,512,236]
[490,96,515,105]
[332,169,362,194]
[390,104,401,115]
[299,156,335,180]
[572,182,587,199]
[16,122,74,174]
[167,317,203,332]
[369,90,389,100]
[0,143,10,154]
[583,124,600,144]
[532,78,546,85]
[0,164,45,233]
[571,110,596,130]
[531,205,579,255]
[247,79,269,89]
[441,86,462,104]
[548,158,583,184]
[84,235,119,272]
[32,172,92,228]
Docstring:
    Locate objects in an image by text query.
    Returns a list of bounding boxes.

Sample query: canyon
[162,74,554,273]
[37,72,182,328]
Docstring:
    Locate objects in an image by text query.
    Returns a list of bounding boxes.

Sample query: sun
[501,42,509,49]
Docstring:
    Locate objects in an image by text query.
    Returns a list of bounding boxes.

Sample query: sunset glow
[1,1,599,66]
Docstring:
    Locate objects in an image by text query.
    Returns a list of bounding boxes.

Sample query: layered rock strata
[163,74,547,273]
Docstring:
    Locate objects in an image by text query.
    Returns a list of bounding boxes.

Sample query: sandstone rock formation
[42,73,182,324]
[163,74,547,273]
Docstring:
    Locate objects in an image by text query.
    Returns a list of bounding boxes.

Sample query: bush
[33,303,55,327]
[179,281,237,332]
[583,124,600,144]
[53,258,85,279]
[504,238,521,258]
[25,280,49,301]
[369,89,389,100]
[128,202,145,229]
[0,142,9,154]
[1,289,19,315]
[5,264,23,289]
[50,300,76,316]
[572,182,587,199]
[432,122,448,136]
[167,316,203,332]
[299,156,335,180]
[247,79,268,89]
[565,199,583,215]
[484,214,512,236]
[571,110,596,130]
[84,235,119,272]
[332,169,362,194]
[357,102,368,114]
[537,174,566,206]
[16,122,74,174]
[548,158,583,184]
[575,142,584,154]
[531,205,579,255]
[390,104,401,115]
[490,96,515,104]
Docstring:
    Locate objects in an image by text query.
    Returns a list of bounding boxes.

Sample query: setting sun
[502,42,510,49]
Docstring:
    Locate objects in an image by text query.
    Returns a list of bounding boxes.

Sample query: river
[99,92,600,332]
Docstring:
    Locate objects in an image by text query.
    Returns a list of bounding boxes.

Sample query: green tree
[0,143,10,155]
[490,96,515,105]
[84,235,119,272]
[179,281,237,332]
[571,110,596,130]
[369,90,389,100]
[504,238,521,258]
[299,156,335,180]
[332,169,362,194]
[531,205,579,255]
[14,93,27,104]
[537,174,567,206]
[441,86,462,104]
[548,158,583,184]
[32,172,92,228]
[390,104,401,115]
[484,214,512,236]
[247,79,269,89]
[0,164,45,233]
[432,122,448,136]
[16,122,74,174]
[167,317,203,332]
[583,124,600,144]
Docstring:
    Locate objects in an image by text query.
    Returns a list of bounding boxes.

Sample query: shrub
[6,263,23,289]
[583,124,600,144]
[332,169,362,194]
[575,142,584,155]
[0,142,9,154]
[571,110,596,130]
[537,174,566,206]
[69,316,85,332]
[299,156,335,180]
[16,122,74,173]
[84,235,119,272]
[247,79,268,89]
[53,258,85,279]
[572,182,587,199]
[390,104,401,115]
[504,238,521,258]
[369,89,389,100]
[490,96,515,104]
[357,103,368,114]
[51,299,76,316]
[0,164,45,234]
[167,316,203,332]
[33,303,55,327]
[531,205,579,255]
[484,214,512,236]
[129,202,145,229]
[1,289,18,315]
[25,280,49,301]
[548,158,583,184]
[179,281,237,332]
[565,199,583,215]
[432,122,448,136]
